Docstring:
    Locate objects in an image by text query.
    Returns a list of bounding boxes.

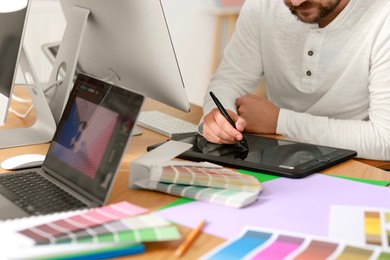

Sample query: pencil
[175,220,206,257]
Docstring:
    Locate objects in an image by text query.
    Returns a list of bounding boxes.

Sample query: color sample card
[161,165,262,192]
[0,202,181,259]
[52,213,181,244]
[329,205,390,249]
[156,182,259,208]
[74,225,181,244]
[18,201,147,245]
[201,227,390,260]
[250,235,304,259]
[365,211,382,246]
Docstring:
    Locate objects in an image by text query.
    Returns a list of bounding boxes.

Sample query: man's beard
[284,0,342,24]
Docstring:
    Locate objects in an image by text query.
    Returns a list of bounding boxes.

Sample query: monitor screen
[0,1,29,124]
[44,74,144,202]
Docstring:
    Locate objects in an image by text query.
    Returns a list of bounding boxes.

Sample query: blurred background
[22,0,243,106]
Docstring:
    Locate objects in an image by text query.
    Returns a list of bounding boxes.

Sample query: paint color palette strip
[386,213,390,248]
[201,227,390,260]
[294,240,338,259]
[336,246,374,260]
[156,182,259,208]
[52,213,175,244]
[19,201,147,244]
[70,225,181,244]
[250,235,304,259]
[365,211,383,246]
[161,165,262,192]
[200,230,272,260]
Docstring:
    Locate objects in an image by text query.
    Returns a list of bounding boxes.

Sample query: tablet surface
[150,134,357,178]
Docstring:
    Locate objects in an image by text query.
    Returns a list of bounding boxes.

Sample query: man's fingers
[203,123,236,144]
[228,111,246,133]
[203,109,244,143]
[213,109,244,140]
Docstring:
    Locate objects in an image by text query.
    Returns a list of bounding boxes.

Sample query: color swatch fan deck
[131,161,263,208]
[130,140,263,208]
[202,227,390,260]
[0,202,181,259]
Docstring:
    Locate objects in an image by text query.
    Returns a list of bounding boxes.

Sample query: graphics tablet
[148,134,357,179]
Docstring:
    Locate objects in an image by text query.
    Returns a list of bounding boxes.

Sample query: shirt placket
[300,30,325,93]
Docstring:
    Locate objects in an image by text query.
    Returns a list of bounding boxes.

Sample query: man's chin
[293,10,320,24]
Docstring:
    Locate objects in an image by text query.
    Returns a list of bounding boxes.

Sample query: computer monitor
[0,0,56,148]
[0,0,29,124]
[46,0,190,123]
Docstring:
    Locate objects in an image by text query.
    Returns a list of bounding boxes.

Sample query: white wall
[23,0,215,106]
[22,0,65,83]
[163,0,216,106]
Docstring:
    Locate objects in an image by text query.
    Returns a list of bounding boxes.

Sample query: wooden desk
[1,98,389,259]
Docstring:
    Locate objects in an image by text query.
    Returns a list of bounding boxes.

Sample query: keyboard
[0,171,86,215]
[137,111,198,138]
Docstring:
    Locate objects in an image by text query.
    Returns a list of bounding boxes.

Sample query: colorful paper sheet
[18,201,147,245]
[329,205,390,249]
[157,174,390,239]
[158,171,389,210]
[202,227,390,260]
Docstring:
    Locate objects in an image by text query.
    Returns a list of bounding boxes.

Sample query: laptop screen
[43,74,144,203]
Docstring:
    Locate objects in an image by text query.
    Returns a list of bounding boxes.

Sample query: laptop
[0,73,144,220]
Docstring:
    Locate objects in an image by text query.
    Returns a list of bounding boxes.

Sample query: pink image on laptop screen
[53,97,118,179]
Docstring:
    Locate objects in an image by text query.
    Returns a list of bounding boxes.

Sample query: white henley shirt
[203,0,390,160]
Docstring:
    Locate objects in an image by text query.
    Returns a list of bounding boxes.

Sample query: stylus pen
[209,91,248,149]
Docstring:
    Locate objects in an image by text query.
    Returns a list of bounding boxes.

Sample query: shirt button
[308,51,314,56]
[306,71,312,76]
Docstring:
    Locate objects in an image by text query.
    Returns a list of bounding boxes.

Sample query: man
[202,0,390,160]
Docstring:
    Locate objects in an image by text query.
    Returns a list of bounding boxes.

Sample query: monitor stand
[0,6,90,148]
[45,6,90,124]
[0,47,56,148]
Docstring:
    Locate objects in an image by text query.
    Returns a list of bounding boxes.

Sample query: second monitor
[47,0,190,123]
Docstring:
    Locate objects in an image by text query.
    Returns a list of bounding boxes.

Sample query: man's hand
[203,108,246,144]
[236,94,280,134]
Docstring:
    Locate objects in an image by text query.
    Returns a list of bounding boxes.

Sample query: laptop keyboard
[0,171,87,216]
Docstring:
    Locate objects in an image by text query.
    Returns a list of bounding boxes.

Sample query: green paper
[237,169,280,182]
[159,197,194,210]
[330,175,390,187]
